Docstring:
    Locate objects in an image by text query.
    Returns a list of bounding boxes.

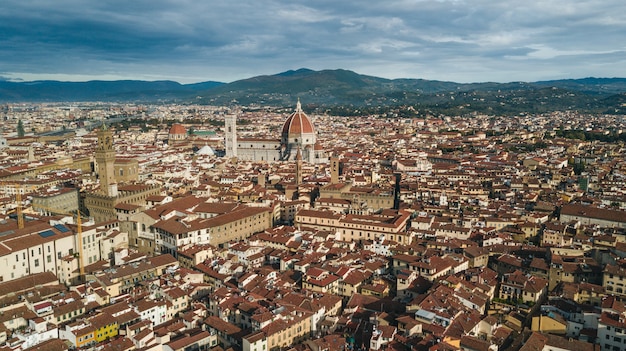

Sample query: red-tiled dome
[281,100,315,135]
[169,124,186,135]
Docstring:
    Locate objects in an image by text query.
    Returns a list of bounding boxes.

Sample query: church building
[225,100,326,163]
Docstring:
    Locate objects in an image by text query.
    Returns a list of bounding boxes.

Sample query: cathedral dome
[281,100,315,136]
[168,123,187,142]
[169,124,186,135]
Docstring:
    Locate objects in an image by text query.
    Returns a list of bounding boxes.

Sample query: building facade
[225,100,326,164]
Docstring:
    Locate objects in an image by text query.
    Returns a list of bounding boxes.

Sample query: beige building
[153,205,272,256]
[549,254,601,291]
[176,244,217,269]
[531,314,567,334]
[31,188,80,216]
[261,310,312,351]
[318,183,395,211]
[87,254,177,297]
[295,208,412,244]
[129,195,206,255]
[113,158,139,183]
[560,204,626,229]
[463,246,489,268]
[604,264,626,299]
[303,267,340,295]
[85,184,160,224]
[499,270,548,304]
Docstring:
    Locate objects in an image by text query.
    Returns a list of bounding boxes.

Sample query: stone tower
[95,125,118,197]
[330,156,340,184]
[295,146,303,186]
[225,114,238,158]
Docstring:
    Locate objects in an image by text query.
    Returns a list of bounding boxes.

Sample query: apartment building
[604,264,626,300]
[499,270,549,304]
[599,312,626,351]
[560,204,626,229]
[87,254,177,297]
[0,219,75,283]
[295,209,412,244]
[59,312,118,348]
[154,205,272,256]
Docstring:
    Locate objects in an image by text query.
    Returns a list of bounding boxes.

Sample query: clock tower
[95,125,118,197]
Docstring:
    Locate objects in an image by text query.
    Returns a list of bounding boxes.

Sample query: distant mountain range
[0,79,224,102]
[2,68,625,115]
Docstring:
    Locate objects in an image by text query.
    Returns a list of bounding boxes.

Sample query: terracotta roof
[281,101,315,135]
[561,203,626,223]
[169,124,186,135]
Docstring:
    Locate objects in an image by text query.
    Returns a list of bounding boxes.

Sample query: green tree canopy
[17,119,25,137]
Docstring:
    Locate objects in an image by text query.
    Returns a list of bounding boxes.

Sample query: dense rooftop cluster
[0,102,624,351]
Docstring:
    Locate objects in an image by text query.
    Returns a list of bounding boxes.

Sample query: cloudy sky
[1,0,624,84]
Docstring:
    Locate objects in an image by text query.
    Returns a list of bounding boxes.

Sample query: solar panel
[39,230,55,238]
[53,224,70,233]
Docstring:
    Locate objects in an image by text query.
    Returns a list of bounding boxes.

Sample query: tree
[17,119,25,137]
[573,161,585,175]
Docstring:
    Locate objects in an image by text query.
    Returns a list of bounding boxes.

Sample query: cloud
[0,0,624,83]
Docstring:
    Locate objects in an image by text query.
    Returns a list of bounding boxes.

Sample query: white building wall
[137,303,167,327]
[0,232,75,283]
[598,320,626,351]
[236,140,281,162]
[16,326,59,349]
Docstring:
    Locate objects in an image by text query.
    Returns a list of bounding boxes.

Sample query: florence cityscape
[0,1,625,351]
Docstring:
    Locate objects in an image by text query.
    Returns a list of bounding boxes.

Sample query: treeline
[555,129,626,142]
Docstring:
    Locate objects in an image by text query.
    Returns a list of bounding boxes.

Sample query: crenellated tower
[95,125,118,197]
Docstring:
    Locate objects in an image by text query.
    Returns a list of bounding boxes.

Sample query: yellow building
[339,269,372,298]
[92,313,118,343]
[262,311,312,350]
[603,264,626,299]
[63,312,118,348]
[562,282,605,306]
[361,282,390,298]
[531,314,567,334]
[303,267,340,295]
[74,325,96,348]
